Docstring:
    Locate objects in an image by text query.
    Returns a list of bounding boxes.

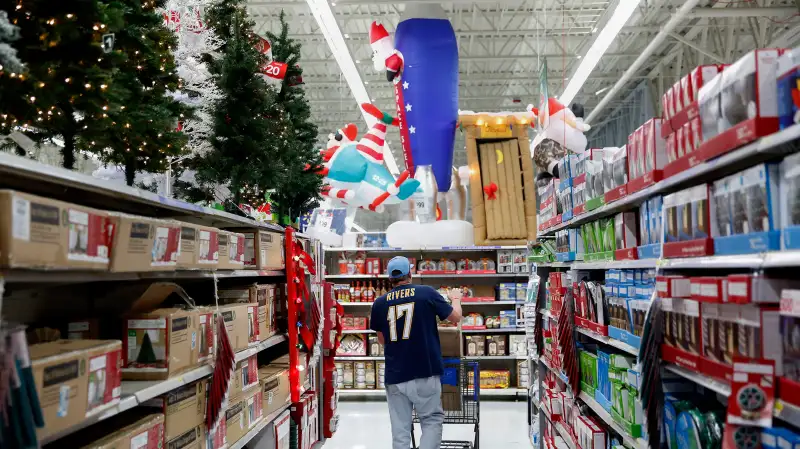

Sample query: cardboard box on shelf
[275,410,292,449]
[30,339,122,440]
[259,365,290,417]
[107,214,182,272]
[218,230,246,269]
[218,303,259,352]
[73,412,165,449]
[0,190,112,270]
[245,386,264,431]
[224,395,248,447]
[176,224,220,269]
[219,284,276,342]
[122,283,202,380]
[244,230,285,270]
[142,379,206,449]
[230,355,260,401]
[66,319,101,340]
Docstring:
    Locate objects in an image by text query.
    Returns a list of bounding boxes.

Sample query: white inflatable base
[306,228,344,247]
[386,220,475,249]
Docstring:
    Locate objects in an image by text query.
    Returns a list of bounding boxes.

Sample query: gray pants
[386,375,444,449]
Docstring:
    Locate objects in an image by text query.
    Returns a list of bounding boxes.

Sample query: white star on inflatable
[406,104,412,112]
[403,81,409,90]
[409,126,416,134]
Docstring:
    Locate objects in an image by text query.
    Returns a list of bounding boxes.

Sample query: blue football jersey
[369,284,453,385]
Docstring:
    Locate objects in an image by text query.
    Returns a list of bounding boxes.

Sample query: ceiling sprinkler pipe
[585,0,701,125]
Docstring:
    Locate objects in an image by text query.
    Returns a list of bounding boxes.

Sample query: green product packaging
[611,380,624,414]
[593,221,603,252]
[604,218,616,252]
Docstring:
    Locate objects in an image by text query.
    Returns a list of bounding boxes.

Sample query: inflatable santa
[528,98,591,187]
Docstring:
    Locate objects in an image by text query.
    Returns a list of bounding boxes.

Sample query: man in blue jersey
[370,256,463,449]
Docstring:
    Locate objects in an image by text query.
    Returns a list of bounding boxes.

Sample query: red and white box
[689,116,702,153]
[691,277,728,303]
[642,118,667,173]
[727,359,775,428]
[681,121,694,155]
[673,80,684,115]
[663,88,673,122]
[688,65,723,106]
[657,276,691,298]
[667,132,678,163]
[274,410,292,449]
[675,125,686,159]
[727,275,799,304]
[576,416,607,449]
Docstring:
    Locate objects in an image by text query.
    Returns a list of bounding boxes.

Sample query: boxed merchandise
[274,410,292,449]
[143,380,206,449]
[31,339,122,439]
[354,361,367,389]
[712,176,733,237]
[611,147,628,192]
[66,319,102,340]
[218,302,259,352]
[218,230,246,269]
[576,416,606,449]
[643,119,667,175]
[498,283,516,300]
[62,412,165,449]
[365,361,376,389]
[513,249,528,273]
[509,335,527,356]
[123,283,202,380]
[486,335,507,356]
[230,355,260,400]
[224,391,249,446]
[782,289,800,384]
[479,370,510,389]
[499,310,516,328]
[585,158,605,201]
[716,163,780,254]
[688,65,723,108]
[662,298,702,367]
[782,152,800,249]
[675,126,686,159]
[177,224,220,269]
[778,48,800,129]
[342,362,354,389]
[667,132,677,163]
[259,365,290,417]
[681,122,695,155]
[368,334,384,356]
[663,184,713,257]
[662,88,672,122]
[673,80,683,115]
[465,335,486,356]
[708,49,784,158]
[107,214,181,272]
[337,334,367,356]
[498,250,514,273]
[516,282,527,301]
[639,202,650,246]
[219,284,276,342]
[245,387,264,430]
[0,190,112,270]
[377,361,386,388]
[698,71,724,145]
[648,196,663,244]
[614,212,637,250]
[244,229,285,270]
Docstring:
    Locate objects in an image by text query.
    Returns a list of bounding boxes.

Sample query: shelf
[775,400,800,428]
[334,356,384,361]
[0,151,286,233]
[2,268,286,284]
[480,388,528,396]
[464,355,529,360]
[230,403,292,449]
[339,302,374,306]
[462,300,524,306]
[341,329,376,334]
[325,273,529,279]
[325,245,527,252]
[575,328,638,357]
[42,334,287,445]
[338,389,388,397]
[663,364,731,396]
[533,262,571,268]
[540,123,800,237]
[578,392,648,449]
[572,259,657,270]
[338,388,527,397]
[541,358,569,385]
[462,328,525,334]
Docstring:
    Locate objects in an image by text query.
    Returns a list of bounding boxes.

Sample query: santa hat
[370,22,391,46]
[339,123,358,142]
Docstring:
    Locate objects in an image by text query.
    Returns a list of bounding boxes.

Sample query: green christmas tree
[265,11,323,223]
[177,0,284,210]
[0,0,126,169]
[79,0,190,186]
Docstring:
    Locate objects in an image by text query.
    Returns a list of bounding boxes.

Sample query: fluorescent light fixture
[344,33,349,38]
[364,81,369,85]
[559,0,641,106]
[595,85,612,96]
[305,0,401,175]
[576,55,582,59]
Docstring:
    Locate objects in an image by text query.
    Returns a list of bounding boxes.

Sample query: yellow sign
[479,123,512,138]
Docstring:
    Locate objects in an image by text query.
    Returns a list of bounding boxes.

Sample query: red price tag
[260,61,287,81]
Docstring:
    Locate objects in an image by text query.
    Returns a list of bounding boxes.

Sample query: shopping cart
[411,358,480,449]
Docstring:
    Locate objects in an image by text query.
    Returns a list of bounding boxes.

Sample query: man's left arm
[370,300,385,345]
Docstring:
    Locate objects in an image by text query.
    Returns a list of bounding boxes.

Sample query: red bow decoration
[484,182,498,200]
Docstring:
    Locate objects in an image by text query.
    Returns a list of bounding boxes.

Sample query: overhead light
[595,86,612,96]
[355,59,360,63]
[364,81,369,85]
[344,33,349,38]
[576,55,582,59]
[559,0,642,106]
[305,0,400,175]
[592,27,598,33]
[331,1,336,5]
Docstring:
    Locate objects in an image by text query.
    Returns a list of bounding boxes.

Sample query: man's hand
[445,288,463,324]
[447,288,463,303]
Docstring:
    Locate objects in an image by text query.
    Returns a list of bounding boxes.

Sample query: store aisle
[327,400,530,449]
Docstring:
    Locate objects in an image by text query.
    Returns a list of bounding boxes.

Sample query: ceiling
[248,0,800,229]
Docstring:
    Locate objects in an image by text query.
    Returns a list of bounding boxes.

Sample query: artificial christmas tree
[0,11,21,74]
[80,0,190,186]
[0,1,126,169]
[176,0,285,211]
[265,11,323,222]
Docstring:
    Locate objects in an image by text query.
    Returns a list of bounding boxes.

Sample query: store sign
[260,61,287,85]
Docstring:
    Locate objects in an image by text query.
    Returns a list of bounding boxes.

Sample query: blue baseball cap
[386,256,411,279]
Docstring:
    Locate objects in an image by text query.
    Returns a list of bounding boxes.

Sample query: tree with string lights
[176,0,285,210]
[79,0,190,186]
[265,10,323,223]
[0,1,126,169]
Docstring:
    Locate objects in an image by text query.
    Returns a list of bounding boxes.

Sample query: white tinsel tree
[0,11,22,73]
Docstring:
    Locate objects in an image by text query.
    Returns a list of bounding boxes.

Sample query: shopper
[369,256,463,449]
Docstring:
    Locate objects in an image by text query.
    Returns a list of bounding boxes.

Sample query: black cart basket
[411,358,480,449]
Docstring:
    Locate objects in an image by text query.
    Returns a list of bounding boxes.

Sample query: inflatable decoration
[369,4,458,191]
[458,111,538,245]
[318,104,420,213]
[528,98,590,186]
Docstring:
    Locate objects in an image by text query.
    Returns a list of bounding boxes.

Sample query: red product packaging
[666,132,677,163]
[690,65,723,105]
[666,84,676,119]
[675,125,685,159]
[662,89,672,121]
[656,275,691,298]
[681,121,694,155]
[643,118,667,173]
[673,80,684,115]
[691,277,728,303]
[689,116,702,152]
[727,359,775,427]
[727,275,799,304]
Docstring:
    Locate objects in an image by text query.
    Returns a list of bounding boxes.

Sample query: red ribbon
[484,182,498,200]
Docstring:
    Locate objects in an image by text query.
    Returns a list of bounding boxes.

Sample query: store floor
[328,400,530,449]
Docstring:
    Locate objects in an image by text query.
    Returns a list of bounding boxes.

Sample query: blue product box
[606,269,621,283]
[634,270,643,284]
[648,196,663,244]
[622,270,635,283]
[608,326,641,350]
[596,350,612,409]
[778,48,800,130]
[637,243,661,259]
[500,310,516,328]
[639,202,650,246]
[716,163,780,255]
[777,427,800,449]
[557,156,571,181]
[763,428,782,449]
[782,153,800,249]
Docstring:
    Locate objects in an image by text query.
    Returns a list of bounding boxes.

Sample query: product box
[639,202,650,246]
[705,49,784,159]
[648,196,663,244]
[517,360,529,388]
[218,230,246,269]
[486,335,507,356]
[177,224,220,269]
[642,118,667,175]
[663,185,713,257]
[66,319,102,340]
[218,302,259,352]
[712,176,733,238]
[143,379,206,449]
[245,387,264,431]
[31,339,122,440]
[107,214,181,272]
[782,152,800,249]
[614,212,637,250]
[67,412,165,449]
[778,48,800,129]
[698,70,724,144]
[219,284,276,342]
[666,132,677,163]
[673,80,683,115]
[465,335,486,356]
[224,394,249,446]
[0,190,112,270]
[230,355,260,401]
[274,410,292,449]
[244,230,285,270]
[123,283,202,380]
